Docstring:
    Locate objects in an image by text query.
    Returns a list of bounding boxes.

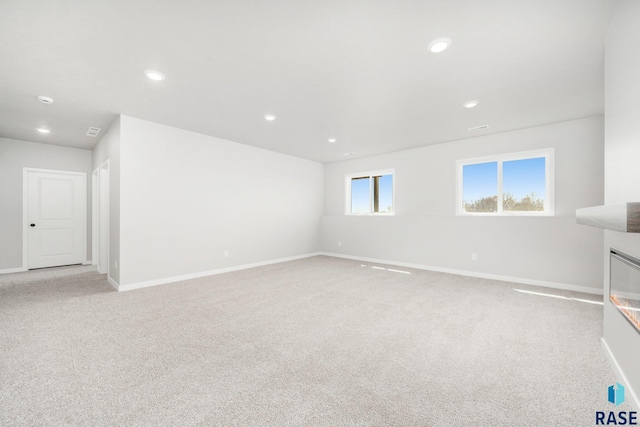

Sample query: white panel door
[26,169,86,269]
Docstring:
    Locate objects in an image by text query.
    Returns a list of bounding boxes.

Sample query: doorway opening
[94,160,110,275]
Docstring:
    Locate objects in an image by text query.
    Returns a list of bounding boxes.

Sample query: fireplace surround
[610,249,640,334]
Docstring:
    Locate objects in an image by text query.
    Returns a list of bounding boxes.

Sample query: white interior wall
[603,0,640,408]
[117,116,323,287]
[322,116,605,292]
[92,117,120,285]
[1,115,604,295]
[0,137,92,272]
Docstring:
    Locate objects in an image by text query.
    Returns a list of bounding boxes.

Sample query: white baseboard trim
[601,337,639,410]
[320,252,603,296]
[0,267,28,275]
[116,252,323,292]
[107,275,119,291]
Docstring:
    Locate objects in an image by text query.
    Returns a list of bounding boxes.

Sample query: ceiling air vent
[86,127,101,137]
[467,124,489,132]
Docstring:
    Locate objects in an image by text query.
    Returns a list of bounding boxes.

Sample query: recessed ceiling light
[37,96,54,105]
[37,128,50,134]
[328,138,337,143]
[343,152,355,156]
[428,37,452,54]
[264,114,277,121]
[464,100,479,109]
[145,70,165,81]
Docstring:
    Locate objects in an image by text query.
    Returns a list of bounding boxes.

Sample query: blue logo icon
[608,382,625,407]
[596,383,636,425]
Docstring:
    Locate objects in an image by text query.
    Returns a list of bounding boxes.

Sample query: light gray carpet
[0,256,631,426]
[1,263,96,285]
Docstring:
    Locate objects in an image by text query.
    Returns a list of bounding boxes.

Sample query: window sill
[345,213,395,216]
[457,212,554,217]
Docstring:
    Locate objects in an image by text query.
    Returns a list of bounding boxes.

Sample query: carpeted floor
[0,256,631,426]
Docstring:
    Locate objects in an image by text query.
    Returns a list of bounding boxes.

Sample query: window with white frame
[456,149,554,215]
[345,169,394,215]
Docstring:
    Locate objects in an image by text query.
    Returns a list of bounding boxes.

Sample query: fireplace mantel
[576,203,640,233]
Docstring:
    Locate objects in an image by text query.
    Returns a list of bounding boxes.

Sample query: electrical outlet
[338,241,342,247]
[224,250,229,258]
[471,253,478,261]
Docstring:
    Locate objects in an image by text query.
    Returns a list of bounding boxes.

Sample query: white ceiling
[0,0,620,163]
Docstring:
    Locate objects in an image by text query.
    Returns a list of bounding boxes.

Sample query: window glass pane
[462,162,498,213]
[371,174,393,213]
[503,157,545,212]
[351,177,370,214]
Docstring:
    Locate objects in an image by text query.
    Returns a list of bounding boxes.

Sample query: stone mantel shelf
[576,203,640,233]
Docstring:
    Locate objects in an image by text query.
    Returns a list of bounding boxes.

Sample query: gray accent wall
[322,116,605,291]
[0,137,92,271]
[604,0,640,407]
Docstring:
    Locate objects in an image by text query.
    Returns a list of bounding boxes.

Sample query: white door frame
[97,160,110,275]
[22,167,88,269]
[91,168,99,266]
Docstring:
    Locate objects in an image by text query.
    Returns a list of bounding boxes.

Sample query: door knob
[30,224,35,227]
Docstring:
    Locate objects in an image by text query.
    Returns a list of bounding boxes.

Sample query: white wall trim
[320,252,603,295]
[107,275,119,291]
[601,338,639,410]
[116,252,322,292]
[0,267,28,275]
